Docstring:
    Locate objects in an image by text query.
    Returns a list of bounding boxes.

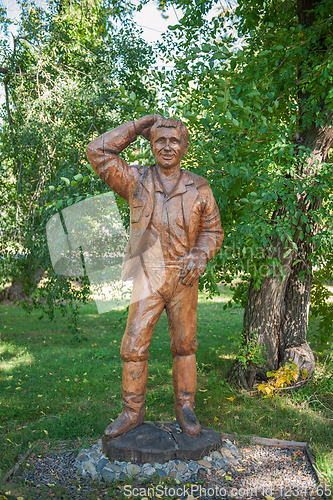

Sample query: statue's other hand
[180,251,207,287]
[135,115,161,141]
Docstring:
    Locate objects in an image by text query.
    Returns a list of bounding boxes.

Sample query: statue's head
[150,117,189,169]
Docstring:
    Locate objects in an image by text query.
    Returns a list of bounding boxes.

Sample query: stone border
[76,437,242,483]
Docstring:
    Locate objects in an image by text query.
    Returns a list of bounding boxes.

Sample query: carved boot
[173,354,201,437]
[104,360,148,439]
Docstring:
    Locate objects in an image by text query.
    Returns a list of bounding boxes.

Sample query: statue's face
[150,127,188,169]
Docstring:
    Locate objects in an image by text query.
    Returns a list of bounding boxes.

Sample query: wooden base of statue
[102,421,222,464]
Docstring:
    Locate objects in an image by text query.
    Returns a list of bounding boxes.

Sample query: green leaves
[201,98,209,108]
[0,0,157,326]
[283,248,293,258]
[159,0,333,329]
[86,164,96,174]
[202,43,213,52]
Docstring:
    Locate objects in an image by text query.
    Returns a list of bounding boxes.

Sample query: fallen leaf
[226,397,235,401]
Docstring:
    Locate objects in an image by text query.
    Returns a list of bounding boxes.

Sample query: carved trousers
[120,267,199,362]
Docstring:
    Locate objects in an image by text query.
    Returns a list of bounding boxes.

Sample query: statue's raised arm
[85,115,160,201]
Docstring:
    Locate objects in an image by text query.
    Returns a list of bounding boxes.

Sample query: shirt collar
[153,166,193,199]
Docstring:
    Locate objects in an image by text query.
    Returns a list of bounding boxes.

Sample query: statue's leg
[104,360,148,439]
[173,354,201,436]
[104,288,165,439]
[166,278,201,436]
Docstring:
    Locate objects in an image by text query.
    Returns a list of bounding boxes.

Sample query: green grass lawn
[0,286,332,498]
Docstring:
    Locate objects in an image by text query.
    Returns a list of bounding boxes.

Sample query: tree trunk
[228,225,318,386]
[0,279,27,302]
[0,268,45,303]
[227,271,290,390]
[228,158,328,388]
[227,231,317,388]
[228,0,333,389]
[280,239,315,377]
[228,242,317,389]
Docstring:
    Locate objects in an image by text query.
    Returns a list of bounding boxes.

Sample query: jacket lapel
[182,171,199,241]
[128,166,154,257]
[140,165,154,200]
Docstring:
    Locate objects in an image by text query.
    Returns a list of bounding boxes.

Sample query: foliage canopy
[1,0,333,355]
[155,0,333,354]
[0,0,157,330]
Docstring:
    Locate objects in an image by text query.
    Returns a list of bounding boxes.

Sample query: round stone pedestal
[102,421,222,464]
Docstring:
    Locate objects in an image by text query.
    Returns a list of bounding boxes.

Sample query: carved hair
[150,117,189,145]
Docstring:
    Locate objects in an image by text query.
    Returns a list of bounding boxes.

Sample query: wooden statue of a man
[86,115,223,439]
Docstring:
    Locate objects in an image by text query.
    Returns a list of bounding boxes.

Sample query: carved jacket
[86,122,223,280]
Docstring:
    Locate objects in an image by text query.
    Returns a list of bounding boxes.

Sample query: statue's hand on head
[134,115,161,141]
[180,251,207,287]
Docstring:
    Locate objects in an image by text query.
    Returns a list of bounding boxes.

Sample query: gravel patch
[198,444,323,499]
[15,451,98,498]
[12,439,325,499]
